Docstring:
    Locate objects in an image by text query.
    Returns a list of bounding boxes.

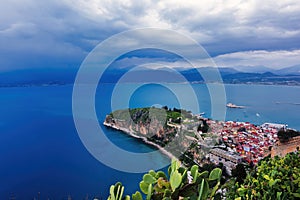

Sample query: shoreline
[1,82,300,89]
[103,121,176,160]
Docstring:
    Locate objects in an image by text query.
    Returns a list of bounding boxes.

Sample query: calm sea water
[0,84,299,199]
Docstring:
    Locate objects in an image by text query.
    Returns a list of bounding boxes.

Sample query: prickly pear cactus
[108,159,222,200]
[139,159,222,200]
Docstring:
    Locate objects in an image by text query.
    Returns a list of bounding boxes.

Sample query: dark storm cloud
[0,0,299,72]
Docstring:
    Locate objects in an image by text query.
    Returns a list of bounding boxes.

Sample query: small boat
[226,103,245,109]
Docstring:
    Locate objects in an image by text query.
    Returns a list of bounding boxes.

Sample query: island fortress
[103,107,299,174]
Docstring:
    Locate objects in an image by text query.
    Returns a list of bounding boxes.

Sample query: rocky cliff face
[104,110,177,145]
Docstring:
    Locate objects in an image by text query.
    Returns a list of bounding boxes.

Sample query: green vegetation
[110,107,195,125]
[197,119,209,133]
[231,164,247,184]
[110,108,152,123]
[107,159,222,200]
[108,152,300,200]
[226,151,300,200]
[277,128,300,143]
[108,182,130,200]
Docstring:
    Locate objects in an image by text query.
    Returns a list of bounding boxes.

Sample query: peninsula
[104,107,300,174]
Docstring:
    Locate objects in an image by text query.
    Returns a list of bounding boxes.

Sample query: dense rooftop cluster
[208,120,281,165]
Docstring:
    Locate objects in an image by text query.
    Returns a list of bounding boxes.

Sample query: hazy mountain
[0,68,76,85]
[218,67,241,74]
[274,65,300,75]
[180,67,300,85]
[1,65,300,86]
[228,65,275,73]
[181,67,239,76]
[225,65,300,75]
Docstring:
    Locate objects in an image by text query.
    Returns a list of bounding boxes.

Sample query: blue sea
[0,83,299,199]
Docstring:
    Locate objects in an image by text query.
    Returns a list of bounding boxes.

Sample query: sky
[1,0,300,74]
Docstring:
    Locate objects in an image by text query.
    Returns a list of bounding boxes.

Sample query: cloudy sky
[1,0,300,73]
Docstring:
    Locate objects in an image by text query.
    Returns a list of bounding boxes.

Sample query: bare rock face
[104,109,177,146]
[105,114,165,136]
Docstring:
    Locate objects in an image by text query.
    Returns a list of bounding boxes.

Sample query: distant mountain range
[228,64,300,75]
[1,65,300,86]
[274,65,300,75]
[180,66,300,85]
[99,65,300,85]
[0,68,76,86]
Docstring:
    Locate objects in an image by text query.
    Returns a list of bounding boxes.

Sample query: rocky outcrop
[103,114,177,159]
[104,112,177,145]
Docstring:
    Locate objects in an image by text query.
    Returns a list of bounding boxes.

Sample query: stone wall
[271,136,300,157]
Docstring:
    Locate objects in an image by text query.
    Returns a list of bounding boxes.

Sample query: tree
[237,127,246,132]
[231,163,247,184]
[197,119,209,133]
[278,128,300,143]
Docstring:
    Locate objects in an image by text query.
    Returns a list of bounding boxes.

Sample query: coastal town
[104,107,300,175]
